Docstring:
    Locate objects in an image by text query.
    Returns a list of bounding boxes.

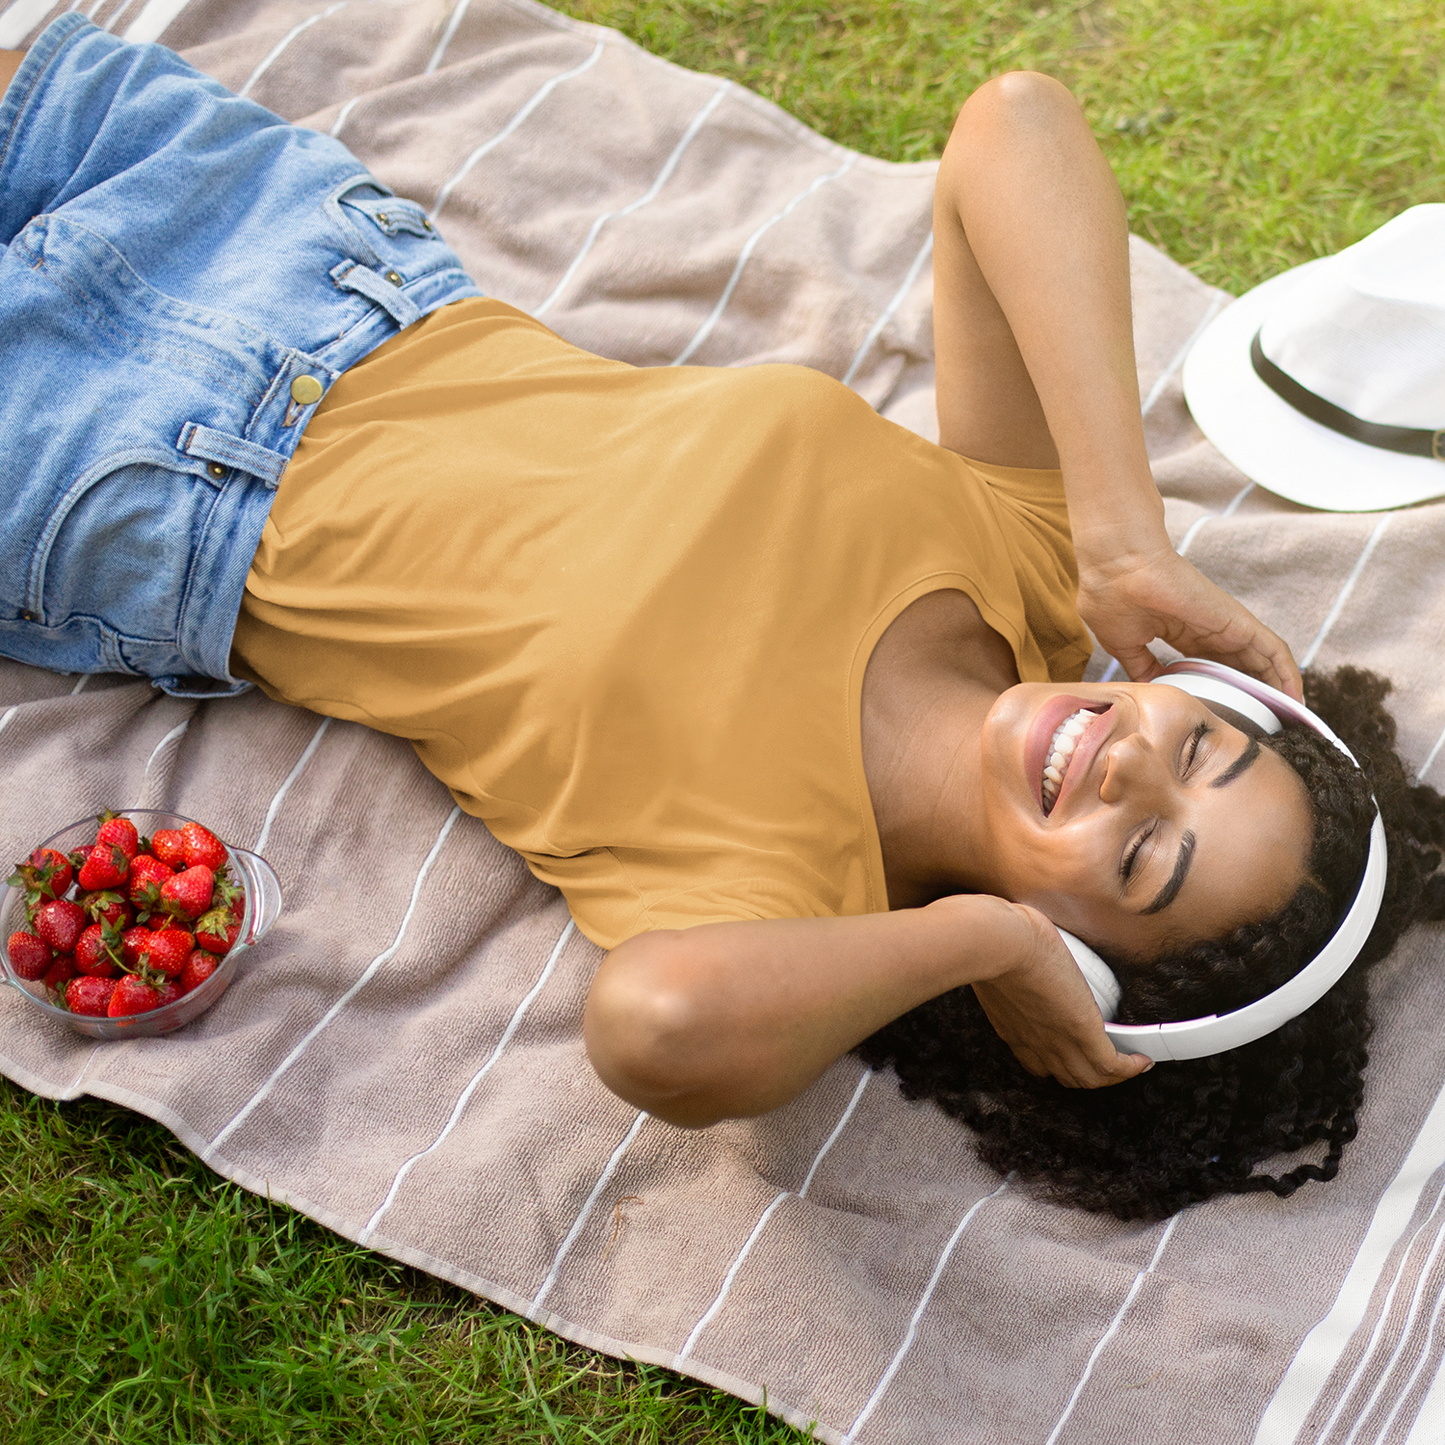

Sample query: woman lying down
[3,17,1441,1222]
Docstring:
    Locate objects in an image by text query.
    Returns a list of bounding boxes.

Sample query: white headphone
[1056,658,1388,1063]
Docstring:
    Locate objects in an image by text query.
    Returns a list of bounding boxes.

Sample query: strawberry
[94,811,140,861]
[150,828,187,870]
[75,920,123,978]
[180,949,217,993]
[43,955,77,992]
[34,898,85,956]
[155,980,185,1008]
[77,840,129,891]
[160,865,213,923]
[107,975,159,1017]
[120,925,156,971]
[7,847,74,921]
[66,975,116,1016]
[141,928,194,978]
[195,903,241,955]
[33,846,74,897]
[181,822,228,871]
[127,855,174,920]
[7,930,52,981]
[81,890,131,929]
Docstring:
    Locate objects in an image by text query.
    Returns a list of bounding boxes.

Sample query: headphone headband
[1058,659,1386,1063]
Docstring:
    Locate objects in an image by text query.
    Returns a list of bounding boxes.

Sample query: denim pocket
[38,454,225,656]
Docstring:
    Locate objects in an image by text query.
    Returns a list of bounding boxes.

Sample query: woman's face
[977,681,1312,958]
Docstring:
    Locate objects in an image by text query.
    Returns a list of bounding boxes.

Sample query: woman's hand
[1075,536,1304,703]
[970,902,1153,1089]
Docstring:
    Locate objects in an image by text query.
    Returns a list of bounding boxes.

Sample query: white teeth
[1040,707,1097,813]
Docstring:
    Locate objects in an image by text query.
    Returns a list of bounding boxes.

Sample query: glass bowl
[1,809,282,1039]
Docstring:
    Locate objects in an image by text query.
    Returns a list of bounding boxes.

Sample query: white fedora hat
[1182,204,1445,512]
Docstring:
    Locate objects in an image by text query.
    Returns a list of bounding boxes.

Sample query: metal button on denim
[385,270,403,286]
[207,462,225,479]
[290,375,324,405]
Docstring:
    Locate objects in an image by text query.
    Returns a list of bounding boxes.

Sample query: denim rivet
[207,462,225,479]
[423,218,432,231]
[385,269,403,286]
[376,211,389,225]
[290,375,324,405]
[21,610,33,622]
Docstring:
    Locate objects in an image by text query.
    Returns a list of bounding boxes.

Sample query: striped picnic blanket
[3,2,1445,1442]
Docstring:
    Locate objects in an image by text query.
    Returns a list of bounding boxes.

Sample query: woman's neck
[860,588,1019,910]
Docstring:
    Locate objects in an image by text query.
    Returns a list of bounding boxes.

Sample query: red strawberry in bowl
[75,922,123,978]
[150,828,187,870]
[127,854,174,919]
[78,841,129,891]
[155,980,185,1008]
[95,811,140,861]
[107,975,160,1018]
[43,954,77,994]
[120,925,156,971]
[7,847,74,917]
[195,904,241,956]
[65,975,117,1016]
[142,929,194,978]
[160,865,213,923]
[34,898,85,956]
[180,948,218,993]
[181,822,228,871]
[81,891,132,930]
[7,930,52,981]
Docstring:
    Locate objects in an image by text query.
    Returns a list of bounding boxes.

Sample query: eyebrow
[1211,736,1261,790]
[1142,829,1196,916]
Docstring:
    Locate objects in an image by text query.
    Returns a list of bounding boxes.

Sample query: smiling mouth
[1040,706,1104,816]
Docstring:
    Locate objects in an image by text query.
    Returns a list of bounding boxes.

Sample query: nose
[1098,731,1172,806]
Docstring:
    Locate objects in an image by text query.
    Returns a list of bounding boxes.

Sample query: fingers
[1116,646,1164,684]
[1051,1048,1153,1090]
[1258,632,1304,703]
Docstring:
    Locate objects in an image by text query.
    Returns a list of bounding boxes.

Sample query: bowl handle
[229,847,283,943]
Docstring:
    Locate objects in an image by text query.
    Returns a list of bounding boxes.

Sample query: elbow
[945,71,1085,169]
[958,70,1081,132]
[584,932,725,1128]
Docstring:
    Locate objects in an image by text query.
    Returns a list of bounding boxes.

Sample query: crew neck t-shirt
[230,298,1091,949]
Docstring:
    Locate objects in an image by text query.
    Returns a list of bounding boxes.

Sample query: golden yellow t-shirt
[231,298,1090,948]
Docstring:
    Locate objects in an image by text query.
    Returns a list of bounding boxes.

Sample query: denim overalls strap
[0,15,481,697]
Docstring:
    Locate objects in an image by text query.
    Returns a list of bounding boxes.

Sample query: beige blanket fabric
[4,1,1445,1441]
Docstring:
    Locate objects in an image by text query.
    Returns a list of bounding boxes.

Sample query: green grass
[557,0,1445,294]
[6,3,1444,1440]
[0,1081,806,1443]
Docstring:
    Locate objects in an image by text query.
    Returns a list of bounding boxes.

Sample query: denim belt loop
[177,422,289,488]
[331,258,424,329]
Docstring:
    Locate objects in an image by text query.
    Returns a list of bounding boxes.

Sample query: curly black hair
[857,666,1445,1221]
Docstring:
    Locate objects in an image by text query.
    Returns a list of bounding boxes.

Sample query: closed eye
[1121,822,1154,883]
[1182,721,1210,778]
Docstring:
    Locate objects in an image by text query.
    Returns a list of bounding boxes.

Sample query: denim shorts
[0,13,480,696]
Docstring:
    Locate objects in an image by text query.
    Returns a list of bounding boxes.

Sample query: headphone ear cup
[1055,928,1123,1021]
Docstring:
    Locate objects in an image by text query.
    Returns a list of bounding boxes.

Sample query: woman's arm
[931,72,1302,701]
[584,898,1151,1126]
